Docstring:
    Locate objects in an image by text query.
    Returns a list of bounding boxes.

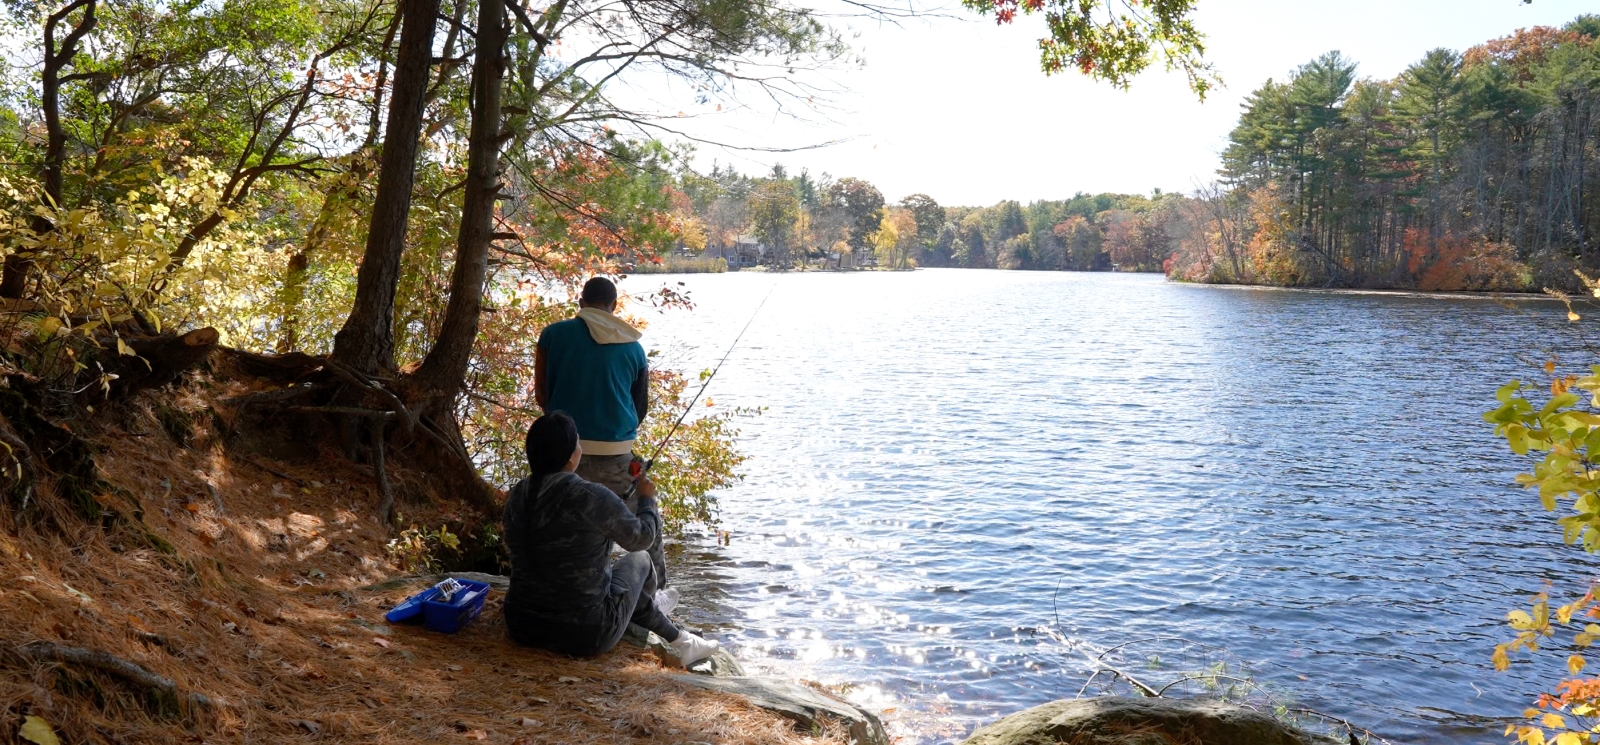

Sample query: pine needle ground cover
[0,377,844,745]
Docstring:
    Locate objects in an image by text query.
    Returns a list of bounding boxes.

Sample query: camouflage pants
[576,453,668,587]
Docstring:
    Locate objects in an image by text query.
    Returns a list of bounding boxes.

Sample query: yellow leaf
[1571,311,1583,323]
[1571,654,1587,675]
[1549,359,1559,375]
[1544,712,1568,730]
[116,338,134,356]
[1510,610,1537,630]
[18,715,59,745]
[1557,734,1584,745]
[1495,645,1513,671]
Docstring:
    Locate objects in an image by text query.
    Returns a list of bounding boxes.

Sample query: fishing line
[624,280,778,498]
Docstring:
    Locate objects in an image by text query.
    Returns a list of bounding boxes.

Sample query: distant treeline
[673,164,1182,272]
[1165,14,1600,291]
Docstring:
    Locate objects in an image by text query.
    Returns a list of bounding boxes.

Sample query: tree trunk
[1,0,97,299]
[410,0,506,399]
[280,8,399,353]
[330,0,441,375]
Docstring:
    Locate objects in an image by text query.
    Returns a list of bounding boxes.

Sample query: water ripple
[631,270,1595,744]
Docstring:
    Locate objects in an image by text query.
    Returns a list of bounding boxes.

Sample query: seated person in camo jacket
[501,412,717,664]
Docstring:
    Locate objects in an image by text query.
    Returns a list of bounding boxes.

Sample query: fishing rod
[623,283,777,500]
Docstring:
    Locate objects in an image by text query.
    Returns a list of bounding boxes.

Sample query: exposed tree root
[372,417,395,525]
[107,328,220,399]
[216,348,501,520]
[12,641,213,720]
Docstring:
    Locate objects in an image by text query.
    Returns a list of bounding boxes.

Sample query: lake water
[622,269,1595,744]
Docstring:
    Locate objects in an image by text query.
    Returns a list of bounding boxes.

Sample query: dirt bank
[0,377,847,745]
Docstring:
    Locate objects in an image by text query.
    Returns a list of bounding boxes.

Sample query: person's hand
[635,476,657,499]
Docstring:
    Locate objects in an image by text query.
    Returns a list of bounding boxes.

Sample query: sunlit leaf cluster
[1487,288,1600,743]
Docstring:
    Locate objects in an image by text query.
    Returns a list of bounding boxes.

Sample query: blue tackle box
[384,578,490,634]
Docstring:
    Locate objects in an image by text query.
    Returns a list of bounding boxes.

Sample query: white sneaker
[670,631,720,667]
[654,586,680,615]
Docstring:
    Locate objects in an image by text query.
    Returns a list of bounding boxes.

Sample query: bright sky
[625,0,1597,207]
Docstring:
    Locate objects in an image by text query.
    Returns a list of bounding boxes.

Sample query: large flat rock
[672,675,888,745]
[962,696,1345,745]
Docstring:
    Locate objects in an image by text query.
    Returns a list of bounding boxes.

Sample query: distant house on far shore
[705,235,765,268]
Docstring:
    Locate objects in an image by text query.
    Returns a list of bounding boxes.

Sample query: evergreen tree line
[1166,15,1600,291]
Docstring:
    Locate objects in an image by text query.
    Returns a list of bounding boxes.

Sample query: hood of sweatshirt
[576,307,642,345]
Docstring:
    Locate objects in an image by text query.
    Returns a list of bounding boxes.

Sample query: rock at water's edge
[961,697,1345,745]
[645,631,745,677]
[672,675,888,745]
[621,623,652,648]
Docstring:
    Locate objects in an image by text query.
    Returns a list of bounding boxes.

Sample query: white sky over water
[616,0,1599,207]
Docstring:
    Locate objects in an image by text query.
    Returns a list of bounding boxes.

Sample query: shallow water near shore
[628,269,1594,744]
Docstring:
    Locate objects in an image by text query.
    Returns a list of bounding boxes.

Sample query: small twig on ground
[233,454,307,488]
[203,480,223,515]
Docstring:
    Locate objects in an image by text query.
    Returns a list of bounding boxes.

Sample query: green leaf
[1497,380,1523,403]
[1508,424,1532,455]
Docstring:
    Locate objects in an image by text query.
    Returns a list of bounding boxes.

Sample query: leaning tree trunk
[410,0,507,402]
[1,0,98,299]
[330,0,441,375]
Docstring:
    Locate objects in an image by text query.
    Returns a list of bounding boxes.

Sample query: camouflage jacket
[502,471,661,622]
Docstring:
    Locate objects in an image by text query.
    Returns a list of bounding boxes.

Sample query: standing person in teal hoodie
[534,278,675,604]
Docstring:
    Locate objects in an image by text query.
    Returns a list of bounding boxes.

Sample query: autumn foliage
[1404,229,1529,292]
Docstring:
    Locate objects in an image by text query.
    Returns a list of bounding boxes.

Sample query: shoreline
[640,263,1564,302]
[1167,279,1562,302]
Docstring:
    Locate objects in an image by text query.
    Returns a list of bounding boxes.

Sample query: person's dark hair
[580,277,617,308]
[526,411,578,485]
